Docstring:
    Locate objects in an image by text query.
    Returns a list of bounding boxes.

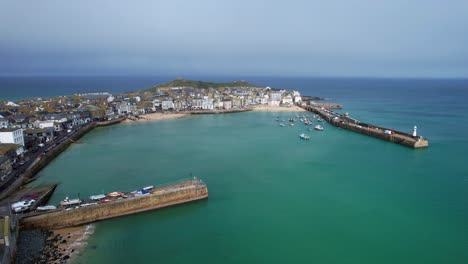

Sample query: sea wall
[302,105,429,149]
[20,182,208,230]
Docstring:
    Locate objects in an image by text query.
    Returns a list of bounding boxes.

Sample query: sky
[1,0,468,78]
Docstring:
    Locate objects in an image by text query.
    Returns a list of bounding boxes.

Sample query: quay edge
[20,179,208,230]
[302,105,429,149]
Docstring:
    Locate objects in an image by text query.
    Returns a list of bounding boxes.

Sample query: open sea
[4,76,468,263]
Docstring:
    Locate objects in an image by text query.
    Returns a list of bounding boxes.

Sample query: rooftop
[0,128,21,132]
[0,143,22,155]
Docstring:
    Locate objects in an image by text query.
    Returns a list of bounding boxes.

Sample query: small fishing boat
[299,133,310,140]
[80,202,98,207]
[289,123,295,126]
[142,186,154,191]
[108,192,124,197]
[280,123,285,127]
[314,125,324,131]
[90,194,106,200]
[60,197,82,206]
[36,205,57,211]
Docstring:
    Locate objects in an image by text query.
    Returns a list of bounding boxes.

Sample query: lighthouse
[413,126,417,137]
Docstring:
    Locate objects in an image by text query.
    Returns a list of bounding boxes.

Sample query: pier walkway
[302,105,429,148]
[20,179,208,230]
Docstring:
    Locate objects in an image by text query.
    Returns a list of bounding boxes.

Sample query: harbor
[301,105,429,148]
[20,178,208,230]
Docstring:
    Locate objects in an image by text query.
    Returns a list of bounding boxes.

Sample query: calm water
[23,77,468,263]
[0,76,173,100]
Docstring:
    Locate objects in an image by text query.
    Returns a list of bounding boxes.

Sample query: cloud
[1,0,468,77]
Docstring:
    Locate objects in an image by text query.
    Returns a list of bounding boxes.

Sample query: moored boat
[314,125,324,131]
[36,205,57,211]
[90,194,106,200]
[60,197,82,206]
[108,191,124,197]
[299,133,310,140]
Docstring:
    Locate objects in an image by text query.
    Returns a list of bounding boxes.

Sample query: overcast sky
[1,0,467,77]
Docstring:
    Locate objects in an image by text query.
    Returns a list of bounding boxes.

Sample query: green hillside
[144,79,260,92]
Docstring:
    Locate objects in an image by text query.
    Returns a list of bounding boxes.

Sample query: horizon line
[1,74,468,81]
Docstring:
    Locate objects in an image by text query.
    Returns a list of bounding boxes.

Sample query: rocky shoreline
[16,229,51,264]
[16,225,92,264]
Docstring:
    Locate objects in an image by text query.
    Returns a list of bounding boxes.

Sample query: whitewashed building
[282,95,293,105]
[202,97,214,110]
[0,128,25,146]
[214,100,223,109]
[191,99,203,110]
[268,92,282,106]
[223,101,232,109]
[161,100,175,111]
[35,121,55,129]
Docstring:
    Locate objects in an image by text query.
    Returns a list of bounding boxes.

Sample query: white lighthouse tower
[413,126,417,137]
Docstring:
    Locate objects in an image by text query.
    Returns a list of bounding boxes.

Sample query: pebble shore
[16,225,92,264]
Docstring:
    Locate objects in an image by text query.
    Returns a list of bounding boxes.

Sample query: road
[0,125,84,196]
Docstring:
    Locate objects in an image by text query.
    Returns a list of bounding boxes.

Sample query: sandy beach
[122,106,304,124]
[122,112,190,124]
[247,105,306,112]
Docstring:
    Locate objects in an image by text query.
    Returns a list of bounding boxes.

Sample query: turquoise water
[30,102,468,263]
[24,78,468,263]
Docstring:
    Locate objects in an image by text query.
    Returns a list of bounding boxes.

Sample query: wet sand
[45,225,95,263]
[122,112,190,124]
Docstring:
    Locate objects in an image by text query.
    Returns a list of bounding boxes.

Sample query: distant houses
[0,81,304,164]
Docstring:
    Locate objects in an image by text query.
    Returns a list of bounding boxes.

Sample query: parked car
[11,199,36,213]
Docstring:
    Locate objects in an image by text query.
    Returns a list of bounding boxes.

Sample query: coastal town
[0,79,320,263]
[0,78,430,263]
[0,79,309,191]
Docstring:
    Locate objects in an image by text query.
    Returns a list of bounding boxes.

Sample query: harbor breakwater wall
[303,105,429,149]
[20,180,208,229]
[0,118,124,201]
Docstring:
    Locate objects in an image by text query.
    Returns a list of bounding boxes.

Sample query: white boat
[314,125,324,131]
[299,133,310,140]
[108,191,124,197]
[90,194,106,200]
[279,123,285,127]
[289,123,294,126]
[142,185,154,191]
[36,205,57,211]
[80,202,99,207]
[60,197,82,206]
